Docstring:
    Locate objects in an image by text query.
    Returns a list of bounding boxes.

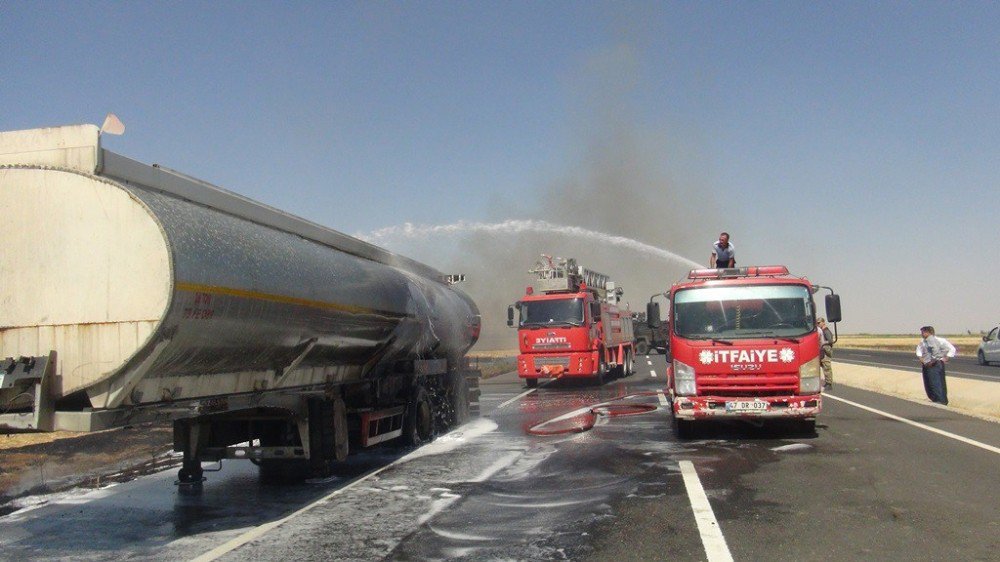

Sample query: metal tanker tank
[0,124,481,458]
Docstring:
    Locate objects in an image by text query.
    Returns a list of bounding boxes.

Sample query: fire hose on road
[527,392,662,436]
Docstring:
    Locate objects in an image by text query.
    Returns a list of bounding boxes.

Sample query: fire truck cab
[649,266,842,436]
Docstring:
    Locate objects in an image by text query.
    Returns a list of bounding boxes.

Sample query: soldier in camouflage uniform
[817,318,834,388]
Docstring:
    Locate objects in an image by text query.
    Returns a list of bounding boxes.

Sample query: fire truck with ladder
[508,256,636,387]
[647,266,842,436]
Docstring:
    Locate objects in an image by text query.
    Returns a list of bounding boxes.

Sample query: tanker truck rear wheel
[404,387,435,446]
[257,422,310,484]
[447,366,473,426]
[331,398,350,461]
[636,341,649,356]
[304,397,350,478]
[259,460,310,483]
[177,465,204,484]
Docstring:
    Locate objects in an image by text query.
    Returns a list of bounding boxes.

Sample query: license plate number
[726,400,769,413]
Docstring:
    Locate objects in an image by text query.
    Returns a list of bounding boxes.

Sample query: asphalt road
[0,357,997,561]
[837,348,1000,382]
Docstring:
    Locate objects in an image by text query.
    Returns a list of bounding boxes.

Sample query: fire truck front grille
[698,374,799,397]
[532,343,572,350]
[534,356,571,367]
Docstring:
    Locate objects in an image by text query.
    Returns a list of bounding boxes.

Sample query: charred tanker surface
[0,124,481,483]
[648,266,841,436]
[508,256,636,387]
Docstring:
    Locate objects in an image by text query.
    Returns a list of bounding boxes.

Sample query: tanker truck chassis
[3,352,479,483]
[169,357,480,483]
[0,124,483,484]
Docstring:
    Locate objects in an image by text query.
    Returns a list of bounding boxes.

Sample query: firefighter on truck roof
[710,232,735,268]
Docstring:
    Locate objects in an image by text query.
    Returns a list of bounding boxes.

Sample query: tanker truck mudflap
[0,353,56,431]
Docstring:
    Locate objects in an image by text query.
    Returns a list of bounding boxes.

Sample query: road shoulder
[831,361,1000,422]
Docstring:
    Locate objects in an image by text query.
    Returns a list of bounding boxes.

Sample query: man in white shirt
[915,325,956,405]
[710,232,735,268]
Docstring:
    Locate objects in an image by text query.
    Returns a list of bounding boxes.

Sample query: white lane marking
[835,359,998,382]
[416,452,523,528]
[937,367,990,375]
[650,369,657,378]
[679,461,734,562]
[193,419,499,561]
[647,360,653,366]
[824,394,1000,455]
[193,459,403,561]
[495,387,536,410]
[480,393,521,400]
[657,391,669,406]
[928,371,994,382]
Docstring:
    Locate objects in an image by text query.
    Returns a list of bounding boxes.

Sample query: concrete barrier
[831,362,1000,422]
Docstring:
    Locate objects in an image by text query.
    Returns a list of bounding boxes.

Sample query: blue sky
[3,2,998,336]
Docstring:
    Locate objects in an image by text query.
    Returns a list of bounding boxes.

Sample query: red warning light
[688,266,790,279]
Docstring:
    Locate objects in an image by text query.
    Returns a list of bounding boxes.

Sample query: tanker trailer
[0,124,482,483]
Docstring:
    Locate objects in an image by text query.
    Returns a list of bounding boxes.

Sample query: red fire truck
[647,266,842,436]
[508,256,636,387]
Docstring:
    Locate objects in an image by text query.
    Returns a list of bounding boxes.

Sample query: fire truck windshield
[673,284,814,339]
[520,298,584,327]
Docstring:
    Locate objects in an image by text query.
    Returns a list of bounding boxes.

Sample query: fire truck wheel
[612,358,625,379]
[626,350,635,376]
[797,419,817,435]
[596,360,608,385]
[526,378,538,388]
[674,419,694,439]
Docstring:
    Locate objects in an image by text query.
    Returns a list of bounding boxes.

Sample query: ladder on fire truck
[528,255,623,304]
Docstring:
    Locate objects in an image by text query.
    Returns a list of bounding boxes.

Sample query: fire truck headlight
[673,359,697,396]
[799,357,821,394]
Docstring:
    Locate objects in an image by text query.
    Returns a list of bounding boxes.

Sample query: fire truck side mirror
[507,305,515,327]
[646,302,661,328]
[825,294,842,323]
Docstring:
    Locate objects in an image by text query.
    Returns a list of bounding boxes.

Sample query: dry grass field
[0,430,82,451]
[468,352,517,378]
[837,334,984,356]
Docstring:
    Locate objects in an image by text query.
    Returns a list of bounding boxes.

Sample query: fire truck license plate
[726,400,770,413]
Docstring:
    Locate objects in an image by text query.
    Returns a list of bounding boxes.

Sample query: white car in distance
[978,326,1000,365]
